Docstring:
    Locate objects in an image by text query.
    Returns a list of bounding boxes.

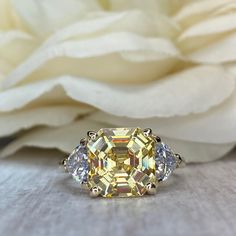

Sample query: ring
[60,127,186,198]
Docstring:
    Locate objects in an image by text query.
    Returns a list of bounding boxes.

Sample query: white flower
[0,0,235,162]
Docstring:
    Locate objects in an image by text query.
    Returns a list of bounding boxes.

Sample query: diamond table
[87,128,156,197]
[0,147,235,236]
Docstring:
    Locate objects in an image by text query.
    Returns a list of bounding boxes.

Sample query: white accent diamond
[66,145,88,184]
[155,142,177,181]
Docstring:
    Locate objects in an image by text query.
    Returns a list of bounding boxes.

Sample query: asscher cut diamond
[87,128,156,197]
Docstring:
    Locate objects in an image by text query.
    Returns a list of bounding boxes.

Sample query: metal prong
[59,157,68,172]
[87,131,97,141]
[143,128,152,137]
[175,154,186,168]
[145,182,157,195]
[152,134,161,143]
[90,186,101,198]
[80,138,87,146]
[59,158,67,166]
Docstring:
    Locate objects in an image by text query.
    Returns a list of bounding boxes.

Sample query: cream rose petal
[41,12,129,46]
[0,0,25,29]
[2,32,180,88]
[179,14,236,40]
[212,2,236,15]
[41,11,160,48]
[0,65,235,117]
[109,0,165,12]
[0,30,32,46]
[0,59,12,82]
[11,0,101,36]
[163,139,234,163]
[226,64,236,77]
[187,32,236,63]
[175,0,235,22]
[0,119,234,162]
[90,88,236,144]
[0,120,103,158]
[0,105,93,137]
[0,31,36,73]
[109,0,191,16]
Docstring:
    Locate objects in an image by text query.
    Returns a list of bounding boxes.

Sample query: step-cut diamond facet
[155,142,177,181]
[87,128,156,197]
[66,145,88,184]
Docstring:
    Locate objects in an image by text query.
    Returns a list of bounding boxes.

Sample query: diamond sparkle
[66,145,89,184]
[155,142,177,181]
[87,128,156,197]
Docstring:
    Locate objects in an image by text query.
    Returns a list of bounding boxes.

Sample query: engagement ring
[60,127,185,198]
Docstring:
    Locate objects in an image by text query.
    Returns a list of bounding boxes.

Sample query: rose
[0,0,235,162]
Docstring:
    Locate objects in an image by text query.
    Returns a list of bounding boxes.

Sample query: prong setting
[80,138,87,146]
[90,186,101,198]
[175,154,186,168]
[143,128,152,137]
[145,182,157,195]
[153,135,161,143]
[59,158,67,167]
[87,131,97,141]
[59,158,68,173]
[61,127,185,198]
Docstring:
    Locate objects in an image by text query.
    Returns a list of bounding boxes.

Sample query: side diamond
[66,145,88,184]
[155,142,177,181]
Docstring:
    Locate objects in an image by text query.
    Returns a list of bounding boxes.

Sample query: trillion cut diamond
[155,142,177,181]
[87,128,156,197]
[66,145,89,184]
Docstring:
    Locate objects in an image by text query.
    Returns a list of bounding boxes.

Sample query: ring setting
[61,127,185,198]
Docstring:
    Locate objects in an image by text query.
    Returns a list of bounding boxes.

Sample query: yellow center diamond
[87,128,156,197]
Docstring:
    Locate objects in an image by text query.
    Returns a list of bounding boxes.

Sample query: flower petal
[164,138,234,163]
[11,0,101,36]
[0,65,234,117]
[0,30,32,46]
[226,63,236,77]
[90,88,236,144]
[2,32,180,88]
[0,105,93,137]
[175,0,235,22]
[179,14,236,40]
[0,0,25,30]
[41,11,159,47]
[0,119,234,162]
[212,2,236,16]
[0,119,103,158]
[188,32,236,63]
[0,31,36,73]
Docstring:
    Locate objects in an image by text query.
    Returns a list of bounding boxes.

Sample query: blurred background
[0,0,235,162]
[0,1,235,236]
